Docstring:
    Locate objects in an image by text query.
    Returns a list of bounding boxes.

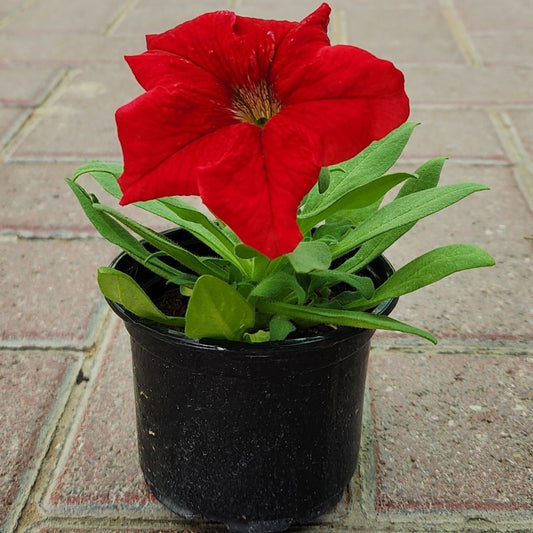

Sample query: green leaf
[256,300,437,344]
[299,122,418,231]
[97,267,184,327]
[66,178,187,282]
[332,182,490,259]
[234,243,263,259]
[92,202,224,278]
[318,166,331,194]
[70,163,250,275]
[288,241,332,273]
[299,172,415,232]
[269,316,296,341]
[338,157,446,273]
[250,272,306,305]
[309,270,375,299]
[72,161,123,195]
[243,330,271,343]
[348,244,495,310]
[185,275,255,340]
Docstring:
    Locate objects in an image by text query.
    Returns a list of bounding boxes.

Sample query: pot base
[147,476,345,533]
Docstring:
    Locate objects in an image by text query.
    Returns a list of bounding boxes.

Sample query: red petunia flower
[116,3,409,259]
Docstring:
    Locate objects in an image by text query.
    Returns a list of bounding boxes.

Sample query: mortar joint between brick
[0,68,73,162]
[15,320,123,532]
[488,109,533,214]
[331,9,347,45]
[103,0,139,36]
[439,0,483,67]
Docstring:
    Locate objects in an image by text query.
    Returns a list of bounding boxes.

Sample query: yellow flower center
[232,81,281,127]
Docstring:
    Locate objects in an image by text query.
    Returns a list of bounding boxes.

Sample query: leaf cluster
[66,122,494,344]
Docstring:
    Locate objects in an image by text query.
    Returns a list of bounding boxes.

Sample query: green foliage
[67,123,495,343]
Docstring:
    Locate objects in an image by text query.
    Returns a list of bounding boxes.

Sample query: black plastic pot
[106,229,397,533]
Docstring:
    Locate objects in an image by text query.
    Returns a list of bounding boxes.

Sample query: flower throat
[232,80,281,127]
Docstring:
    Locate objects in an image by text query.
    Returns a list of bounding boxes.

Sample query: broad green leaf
[97,267,185,327]
[332,182,489,259]
[269,316,296,341]
[288,241,332,273]
[299,172,415,232]
[347,244,495,310]
[185,275,255,340]
[256,300,437,344]
[250,272,306,305]
[338,158,446,273]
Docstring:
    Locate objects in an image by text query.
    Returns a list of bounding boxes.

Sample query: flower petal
[125,50,228,100]
[116,85,236,203]
[269,4,409,164]
[145,10,294,89]
[197,121,320,259]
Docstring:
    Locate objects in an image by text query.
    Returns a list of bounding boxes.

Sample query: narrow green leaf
[66,178,185,282]
[70,163,249,275]
[299,172,414,232]
[348,244,495,309]
[318,167,331,194]
[72,161,123,189]
[309,270,375,299]
[257,300,437,344]
[288,241,332,273]
[332,182,489,259]
[338,158,447,273]
[234,243,264,259]
[92,203,224,278]
[185,275,255,340]
[97,267,184,327]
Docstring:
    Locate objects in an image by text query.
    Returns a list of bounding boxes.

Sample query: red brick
[0,350,80,530]
[369,350,533,512]
[0,239,114,345]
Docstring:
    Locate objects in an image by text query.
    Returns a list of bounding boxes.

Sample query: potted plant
[66,3,494,532]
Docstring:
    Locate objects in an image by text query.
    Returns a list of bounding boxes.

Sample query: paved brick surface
[0,65,62,107]
[369,350,533,512]
[0,0,532,532]
[42,325,161,516]
[0,239,114,345]
[6,67,136,163]
[0,350,81,531]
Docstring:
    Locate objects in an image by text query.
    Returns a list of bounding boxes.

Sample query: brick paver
[369,351,533,513]
[0,1,531,532]
[0,350,81,532]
